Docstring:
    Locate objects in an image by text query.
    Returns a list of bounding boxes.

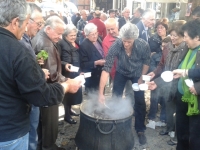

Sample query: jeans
[29,105,39,150]
[0,133,29,150]
[113,72,146,132]
[148,89,166,122]
[176,91,200,150]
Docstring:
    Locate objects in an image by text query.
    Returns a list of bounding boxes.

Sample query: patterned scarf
[181,49,200,116]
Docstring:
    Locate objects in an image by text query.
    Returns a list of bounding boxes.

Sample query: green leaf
[36,50,48,60]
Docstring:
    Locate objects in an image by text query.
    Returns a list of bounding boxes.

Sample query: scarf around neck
[181,47,200,116]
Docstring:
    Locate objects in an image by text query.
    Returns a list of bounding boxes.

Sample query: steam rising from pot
[81,92,133,120]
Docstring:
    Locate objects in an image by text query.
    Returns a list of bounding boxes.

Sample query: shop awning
[146,0,188,3]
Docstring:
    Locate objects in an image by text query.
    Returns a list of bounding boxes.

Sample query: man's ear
[45,26,51,34]
[10,17,19,30]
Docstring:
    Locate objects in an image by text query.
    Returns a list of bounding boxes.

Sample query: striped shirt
[103,38,151,78]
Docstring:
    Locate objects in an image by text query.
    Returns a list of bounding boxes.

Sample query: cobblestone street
[56,88,176,150]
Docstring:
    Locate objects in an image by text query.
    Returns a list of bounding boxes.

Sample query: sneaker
[155,121,166,127]
[168,131,175,138]
[137,132,147,145]
[146,120,155,129]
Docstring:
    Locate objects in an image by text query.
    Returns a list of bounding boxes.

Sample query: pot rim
[80,101,133,121]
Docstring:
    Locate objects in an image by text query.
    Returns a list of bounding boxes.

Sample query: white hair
[44,16,65,30]
[105,18,118,27]
[119,23,139,39]
[122,7,130,13]
[142,8,156,19]
[0,0,30,27]
[84,23,97,36]
[63,24,78,37]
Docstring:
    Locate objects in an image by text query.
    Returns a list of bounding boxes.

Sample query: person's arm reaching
[138,64,149,84]
[98,71,109,103]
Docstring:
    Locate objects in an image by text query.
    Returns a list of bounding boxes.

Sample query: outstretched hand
[147,81,157,90]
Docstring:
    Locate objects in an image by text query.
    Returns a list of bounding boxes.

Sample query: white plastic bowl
[132,83,140,91]
[161,71,173,82]
[139,83,148,91]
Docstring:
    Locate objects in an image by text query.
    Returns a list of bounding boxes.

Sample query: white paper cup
[84,72,91,78]
[161,71,173,82]
[70,65,79,72]
[75,75,85,86]
[139,83,148,91]
[132,83,140,91]
[142,75,151,82]
[184,79,194,88]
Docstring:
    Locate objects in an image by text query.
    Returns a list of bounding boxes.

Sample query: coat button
[179,59,181,61]
[197,64,199,65]
[181,49,183,51]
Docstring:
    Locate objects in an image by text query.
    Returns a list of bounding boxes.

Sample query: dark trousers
[176,92,200,150]
[113,71,146,132]
[37,105,58,150]
[165,97,176,132]
[148,89,166,121]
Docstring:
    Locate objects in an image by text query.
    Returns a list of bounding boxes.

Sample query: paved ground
[56,87,176,150]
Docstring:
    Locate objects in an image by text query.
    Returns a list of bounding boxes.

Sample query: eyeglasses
[30,18,44,27]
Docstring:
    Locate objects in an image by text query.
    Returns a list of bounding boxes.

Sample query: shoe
[146,120,155,129]
[167,139,177,146]
[64,118,77,124]
[155,121,166,127]
[168,131,175,138]
[137,132,147,145]
[159,130,169,135]
[70,109,79,116]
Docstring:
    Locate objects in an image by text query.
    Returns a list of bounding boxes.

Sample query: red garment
[75,43,79,49]
[102,34,117,79]
[89,18,107,40]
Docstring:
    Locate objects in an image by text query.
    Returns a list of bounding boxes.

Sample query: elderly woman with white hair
[59,24,82,124]
[79,23,105,93]
[99,23,151,145]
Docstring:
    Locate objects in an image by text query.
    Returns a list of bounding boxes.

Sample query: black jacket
[59,37,80,78]
[79,38,103,91]
[59,38,82,105]
[0,27,64,142]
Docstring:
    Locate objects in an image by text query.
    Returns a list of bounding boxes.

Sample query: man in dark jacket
[32,16,67,150]
[136,9,155,42]
[118,7,130,29]
[0,1,81,150]
[131,7,144,24]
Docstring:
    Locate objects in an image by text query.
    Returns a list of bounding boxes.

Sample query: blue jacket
[136,21,150,42]
[118,17,126,29]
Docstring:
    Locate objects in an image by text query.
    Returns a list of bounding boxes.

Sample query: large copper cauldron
[75,100,134,150]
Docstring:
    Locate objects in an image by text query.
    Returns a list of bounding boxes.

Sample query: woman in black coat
[59,24,82,124]
[148,18,169,72]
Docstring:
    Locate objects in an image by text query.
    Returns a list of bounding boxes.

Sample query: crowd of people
[1,0,200,150]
